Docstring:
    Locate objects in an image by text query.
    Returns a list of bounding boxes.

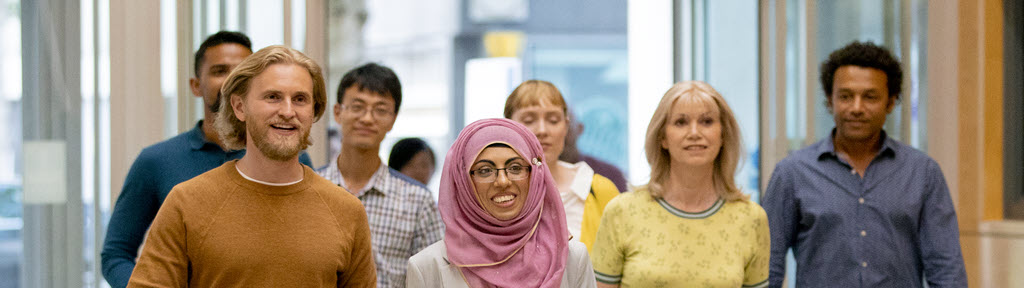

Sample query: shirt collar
[365,163,392,196]
[187,120,221,151]
[816,128,898,160]
[559,161,594,200]
[329,158,390,197]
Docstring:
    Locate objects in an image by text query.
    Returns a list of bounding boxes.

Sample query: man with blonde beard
[127,46,376,287]
[101,31,315,288]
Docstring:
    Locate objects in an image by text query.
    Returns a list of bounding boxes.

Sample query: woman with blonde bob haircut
[590,81,770,288]
[504,80,620,253]
[215,45,328,152]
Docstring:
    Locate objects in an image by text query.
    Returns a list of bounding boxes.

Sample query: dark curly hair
[820,41,902,105]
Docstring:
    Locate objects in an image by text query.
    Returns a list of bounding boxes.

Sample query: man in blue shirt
[100,31,312,288]
[762,41,967,287]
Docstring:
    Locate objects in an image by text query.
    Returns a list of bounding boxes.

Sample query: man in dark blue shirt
[762,41,967,287]
[100,31,312,288]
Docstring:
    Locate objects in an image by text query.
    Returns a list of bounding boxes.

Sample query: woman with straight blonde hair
[590,81,770,288]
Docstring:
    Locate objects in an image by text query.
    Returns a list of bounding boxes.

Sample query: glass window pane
[526,37,629,176]
[246,0,284,49]
[161,0,177,138]
[225,0,240,31]
[704,0,760,201]
[291,0,305,51]
[0,0,22,286]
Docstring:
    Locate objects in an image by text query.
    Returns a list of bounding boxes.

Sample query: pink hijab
[439,118,570,288]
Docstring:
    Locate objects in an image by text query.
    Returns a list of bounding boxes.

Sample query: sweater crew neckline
[225,160,312,196]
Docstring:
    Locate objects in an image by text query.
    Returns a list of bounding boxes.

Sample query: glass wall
[82,0,112,286]
[696,0,760,201]
[524,35,629,175]
[321,0,458,192]
[0,0,22,286]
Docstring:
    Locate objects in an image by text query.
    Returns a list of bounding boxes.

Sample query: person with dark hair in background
[389,137,437,185]
[559,111,629,192]
[100,31,312,288]
[762,41,966,287]
[316,63,443,288]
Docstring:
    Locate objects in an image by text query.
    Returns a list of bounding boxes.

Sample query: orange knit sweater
[127,160,376,287]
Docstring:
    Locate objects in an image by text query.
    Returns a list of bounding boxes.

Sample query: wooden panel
[305,0,328,168]
[982,0,1004,221]
[929,0,1006,286]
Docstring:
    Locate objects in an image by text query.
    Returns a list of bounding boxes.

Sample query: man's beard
[248,119,311,161]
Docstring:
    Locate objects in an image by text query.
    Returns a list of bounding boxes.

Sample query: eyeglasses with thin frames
[341,103,395,121]
[469,164,531,183]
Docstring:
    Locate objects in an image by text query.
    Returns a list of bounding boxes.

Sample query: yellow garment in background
[578,174,620,252]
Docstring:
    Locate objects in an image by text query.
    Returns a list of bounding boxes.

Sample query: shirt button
[850,169,857,175]
[859,198,865,204]
[862,261,868,267]
[860,230,867,237]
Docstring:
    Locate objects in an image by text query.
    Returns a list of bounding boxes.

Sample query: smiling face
[335,85,397,151]
[509,101,568,163]
[660,96,723,170]
[827,65,895,145]
[470,146,532,221]
[231,63,314,161]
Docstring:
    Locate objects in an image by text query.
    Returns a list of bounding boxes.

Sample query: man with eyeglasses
[315,63,443,288]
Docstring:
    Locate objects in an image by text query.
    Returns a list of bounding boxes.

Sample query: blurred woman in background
[389,137,436,185]
[504,80,619,252]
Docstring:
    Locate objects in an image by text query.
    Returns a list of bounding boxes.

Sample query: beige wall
[109,0,164,202]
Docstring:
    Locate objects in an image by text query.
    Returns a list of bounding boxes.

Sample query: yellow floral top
[591,189,770,288]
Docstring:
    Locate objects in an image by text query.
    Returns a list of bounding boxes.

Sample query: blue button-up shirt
[761,130,966,288]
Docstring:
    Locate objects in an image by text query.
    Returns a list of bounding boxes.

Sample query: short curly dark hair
[820,41,902,105]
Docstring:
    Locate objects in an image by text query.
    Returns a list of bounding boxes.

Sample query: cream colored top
[406,240,597,288]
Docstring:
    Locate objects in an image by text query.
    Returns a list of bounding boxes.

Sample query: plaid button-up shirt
[316,161,444,288]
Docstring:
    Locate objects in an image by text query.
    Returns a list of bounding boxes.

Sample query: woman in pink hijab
[407,118,596,288]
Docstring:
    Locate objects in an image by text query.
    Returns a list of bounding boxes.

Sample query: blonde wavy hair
[642,81,747,201]
[215,45,327,151]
